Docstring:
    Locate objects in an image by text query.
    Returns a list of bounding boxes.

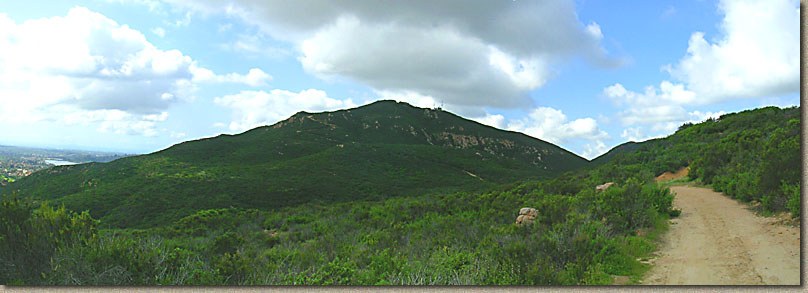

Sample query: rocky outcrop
[516,207,538,225]
[596,182,614,192]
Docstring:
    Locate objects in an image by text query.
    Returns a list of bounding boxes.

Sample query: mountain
[4,100,588,228]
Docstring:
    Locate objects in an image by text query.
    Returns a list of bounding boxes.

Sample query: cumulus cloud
[506,107,609,145]
[605,0,797,120]
[164,0,622,110]
[214,89,357,131]
[666,0,799,102]
[620,127,646,142]
[465,107,609,159]
[62,109,168,137]
[618,110,726,143]
[604,0,796,145]
[471,113,507,130]
[582,141,609,160]
[0,7,269,136]
[603,82,727,133]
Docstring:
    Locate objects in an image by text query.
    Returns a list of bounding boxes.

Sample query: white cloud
[620,127,645,142]
[603,83,689,126]
[506,107,609,145]
[62,109,167,136]
[608,0,798,114]
[603,0,798,147]
[483,106,610,159]
[604,82,696,108]
[618,105,688,127]
[0,7,266,136]
[585,22,603,40]
[214,89,356,131]
[688,110,725,123]
[192,67,272,87]
[582,141,609,160]
[604,82,727,128]
[376,90,437,110]
[666,0,799,102]
[0,7,193,116]
[619,110,727,143]
[164,0,622,110]
[471,113,507,130]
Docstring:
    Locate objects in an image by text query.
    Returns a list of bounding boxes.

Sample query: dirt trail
[641,185,800,285]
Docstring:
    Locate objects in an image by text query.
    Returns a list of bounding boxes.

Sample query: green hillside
[589,105,800,216]
[0,104,799,285]
[3,100,588,228]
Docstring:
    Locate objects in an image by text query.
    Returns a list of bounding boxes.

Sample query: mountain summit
[7,100,587,227]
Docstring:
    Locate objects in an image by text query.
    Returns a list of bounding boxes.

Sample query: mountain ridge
[4,100,589,228]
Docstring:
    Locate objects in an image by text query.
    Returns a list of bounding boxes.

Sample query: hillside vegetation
[0,104,800,285]
[2,171,675,285]
[4,101,587,228]
[592,106,801,217]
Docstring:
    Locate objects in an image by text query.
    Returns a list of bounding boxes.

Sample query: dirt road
[641,185,800,285]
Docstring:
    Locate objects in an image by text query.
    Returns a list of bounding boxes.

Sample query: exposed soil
[641,185,800,285]
[654,166,689,182]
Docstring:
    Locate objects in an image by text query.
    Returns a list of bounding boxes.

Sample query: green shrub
[0,198,97,285]
[211,231,245,255]
[783,182,801,218]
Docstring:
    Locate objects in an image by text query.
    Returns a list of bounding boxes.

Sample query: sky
[0,0,800,159]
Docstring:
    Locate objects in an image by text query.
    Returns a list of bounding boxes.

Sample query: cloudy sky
[0,0,799,159]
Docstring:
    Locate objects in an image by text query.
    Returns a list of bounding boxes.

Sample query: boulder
[516,207,538,225]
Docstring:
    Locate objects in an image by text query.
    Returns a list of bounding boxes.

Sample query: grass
[657,176,692,188]
[622,213,672,285]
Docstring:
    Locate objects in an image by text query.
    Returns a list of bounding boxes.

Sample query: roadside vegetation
[599,106,800,217]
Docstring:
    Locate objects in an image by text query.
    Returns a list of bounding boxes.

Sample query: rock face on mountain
[5,100,589,228]
[516,207,538,225]
[596,182,615,192]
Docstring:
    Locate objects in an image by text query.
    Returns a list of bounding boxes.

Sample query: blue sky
[0,0,799,159]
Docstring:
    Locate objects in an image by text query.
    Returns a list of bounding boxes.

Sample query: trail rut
[641,185,800,285]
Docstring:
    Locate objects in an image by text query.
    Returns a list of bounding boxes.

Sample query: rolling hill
[4,100,588,227]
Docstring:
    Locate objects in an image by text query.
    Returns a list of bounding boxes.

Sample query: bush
[782,182,801,218]
[211,231,245,255]
[0,199,97,285]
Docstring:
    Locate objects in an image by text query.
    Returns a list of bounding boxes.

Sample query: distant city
[0,145,131,186]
